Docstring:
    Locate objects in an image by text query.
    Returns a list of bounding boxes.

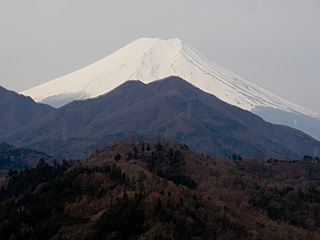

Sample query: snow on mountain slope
[22,37,319,120]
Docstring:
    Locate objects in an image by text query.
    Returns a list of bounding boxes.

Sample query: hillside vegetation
[0,137,319,239]
[0,142,52,177]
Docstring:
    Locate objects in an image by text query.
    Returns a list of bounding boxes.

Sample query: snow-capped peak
[22,37,319,119]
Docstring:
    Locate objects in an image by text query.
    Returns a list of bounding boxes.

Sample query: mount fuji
[22,37,320,139]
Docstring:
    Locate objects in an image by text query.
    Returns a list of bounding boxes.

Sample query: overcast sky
[1,0,319,113]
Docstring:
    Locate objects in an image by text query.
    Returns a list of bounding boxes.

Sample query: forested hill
[0,142,52,177]
[0,137,319,239]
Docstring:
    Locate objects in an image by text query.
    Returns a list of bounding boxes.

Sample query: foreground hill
[3,77,320,159]
[0,137,319,239]
[0,86,54,136]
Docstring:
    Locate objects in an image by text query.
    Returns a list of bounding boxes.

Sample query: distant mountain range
[1,76,319,159]
[0,86,54,135]
[21,37,320,139]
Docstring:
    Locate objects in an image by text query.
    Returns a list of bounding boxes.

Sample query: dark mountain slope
[2,77,320,159]
[0,86,54,135]
[0,142,52,176]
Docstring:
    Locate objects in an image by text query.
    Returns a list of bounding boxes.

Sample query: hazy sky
[1,0,319,113]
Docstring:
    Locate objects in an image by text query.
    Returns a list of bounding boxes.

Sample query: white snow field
[22,37,320,139]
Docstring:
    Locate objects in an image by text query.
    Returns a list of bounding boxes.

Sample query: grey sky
[1,0,319,113]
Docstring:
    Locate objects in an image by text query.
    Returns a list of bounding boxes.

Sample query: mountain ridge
[0,86,54,136]
[3,76,320,159]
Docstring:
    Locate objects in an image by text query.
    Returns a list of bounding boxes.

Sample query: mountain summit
[22,37,320,138]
